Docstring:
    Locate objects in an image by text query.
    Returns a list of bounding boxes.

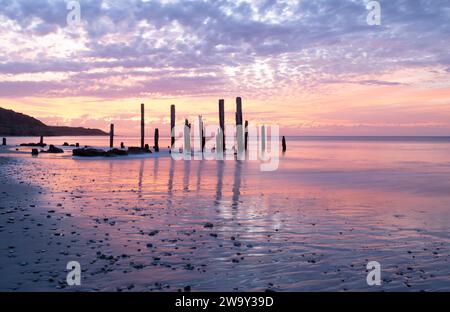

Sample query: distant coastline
[0,107,107,137]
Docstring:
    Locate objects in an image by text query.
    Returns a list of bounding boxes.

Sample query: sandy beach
[1,137,449,291]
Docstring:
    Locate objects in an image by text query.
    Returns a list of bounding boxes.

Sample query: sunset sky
[0,0,449,136]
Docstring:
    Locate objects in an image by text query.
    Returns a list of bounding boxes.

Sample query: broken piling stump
[154,128,160,152]
[282,136,287,152]
[110,124,114,148]
[2,138,5,146]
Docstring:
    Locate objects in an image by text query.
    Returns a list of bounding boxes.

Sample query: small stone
[204,222,214,228]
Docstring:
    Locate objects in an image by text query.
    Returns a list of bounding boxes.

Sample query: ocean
[0,136,449,291]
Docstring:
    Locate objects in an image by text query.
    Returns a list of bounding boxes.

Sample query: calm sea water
[4,135,450,148]
[1,136,449,291]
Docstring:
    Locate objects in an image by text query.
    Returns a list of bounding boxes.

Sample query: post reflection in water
[196,159,204,194]
[232,160,242,209]
[167,157,175,208]
[138,158,144,195]
[153,156,159,182]
[108,160,114,184]
[120,156,245,212]
[183,159,191,192]
[215,160,224,206]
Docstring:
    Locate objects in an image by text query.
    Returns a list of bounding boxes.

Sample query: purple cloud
[0,0,448,98]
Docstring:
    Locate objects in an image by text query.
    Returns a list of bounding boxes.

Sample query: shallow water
[0,137,449,291]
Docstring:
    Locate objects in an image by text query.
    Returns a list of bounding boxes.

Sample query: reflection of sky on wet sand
[3,138,450,291]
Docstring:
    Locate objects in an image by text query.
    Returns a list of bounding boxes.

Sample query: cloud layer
[0,0,448,98]
[0,0,449,135]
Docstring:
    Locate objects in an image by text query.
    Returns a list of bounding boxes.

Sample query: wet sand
[1,139,450,291]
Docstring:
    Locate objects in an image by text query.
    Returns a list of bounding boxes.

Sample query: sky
[0,0,449,136]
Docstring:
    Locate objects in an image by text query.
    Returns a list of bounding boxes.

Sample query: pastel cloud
[0,0,449,135]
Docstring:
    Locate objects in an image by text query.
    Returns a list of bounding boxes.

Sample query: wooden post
[2,138,5,146]
[236,97,244,154]
[219,99,225,151]
[120,142,125,149]
[170,105,176,149]
[141,103,145,149]
[216,127,223,157]
[236,97,243,125]
[110,124,114,148]
[184,119,191,155]
[244,120,248,151]
[282,136,287,152]
[198,115,204,153]
[154,128,160,152]
[39,136,44,145]
[202,125,206,152]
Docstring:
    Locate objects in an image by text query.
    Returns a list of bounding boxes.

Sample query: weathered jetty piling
[244,121,249,151]
[141,103,145,149]
[198,115,204,153]
[219,99,225,151]
[70,100,285,160]
[39,136,44,145]
[154,128,160,152]
[202,124,206,152]
[236,97,244,154]
[2,138,5,146]
[110,124,114,148]
[216,127,223,155]
[184,119,191,154]
[170,104,176,149]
